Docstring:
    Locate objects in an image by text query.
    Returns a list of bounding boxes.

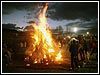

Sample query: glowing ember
[25,3,63,64]
[56,51,62,61]
[46,63,49,65]
[44,54,47,58]
[26,64,30,66]
[34,60,38,63]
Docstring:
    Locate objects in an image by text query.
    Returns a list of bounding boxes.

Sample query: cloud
[2,2,98,21]
[48,2,98,21]
[2,2,98,30]
[2,2,41,15]
[66,19,98,29]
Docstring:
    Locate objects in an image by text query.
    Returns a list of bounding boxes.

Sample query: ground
[2,45,98,74]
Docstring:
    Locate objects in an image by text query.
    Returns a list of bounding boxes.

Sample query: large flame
[25,3,63,64]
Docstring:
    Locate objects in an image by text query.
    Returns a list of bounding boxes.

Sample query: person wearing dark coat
[69,40,80,70]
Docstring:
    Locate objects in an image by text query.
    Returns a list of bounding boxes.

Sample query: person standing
[69,40,80,70]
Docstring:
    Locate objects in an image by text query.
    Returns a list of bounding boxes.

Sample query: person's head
[72,40,76,44]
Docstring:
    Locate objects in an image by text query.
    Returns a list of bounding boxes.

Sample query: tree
[2,23,16,29]
[56,26,63,34]
[2,23,23,31]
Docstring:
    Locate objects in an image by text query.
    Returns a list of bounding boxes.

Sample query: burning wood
[25,3,63,65]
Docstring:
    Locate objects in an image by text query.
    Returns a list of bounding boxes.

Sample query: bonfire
[24,3,63,65]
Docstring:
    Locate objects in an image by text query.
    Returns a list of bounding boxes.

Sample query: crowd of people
[2,34,98,71]
[68,35,98,71]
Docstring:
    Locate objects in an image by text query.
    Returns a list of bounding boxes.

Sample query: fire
[48,49,55,53]
[56,51,62,61]
[25,3,63,64]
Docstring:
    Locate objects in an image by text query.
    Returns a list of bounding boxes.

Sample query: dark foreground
[2,53,98,74]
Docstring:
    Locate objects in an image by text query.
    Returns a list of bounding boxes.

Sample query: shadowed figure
[69,40,80,70]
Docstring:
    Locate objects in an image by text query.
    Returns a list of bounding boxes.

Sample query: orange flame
[56,51,62,61]
[25,3,63,64]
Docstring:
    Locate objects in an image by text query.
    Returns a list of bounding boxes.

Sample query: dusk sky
[2,1,98,32]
